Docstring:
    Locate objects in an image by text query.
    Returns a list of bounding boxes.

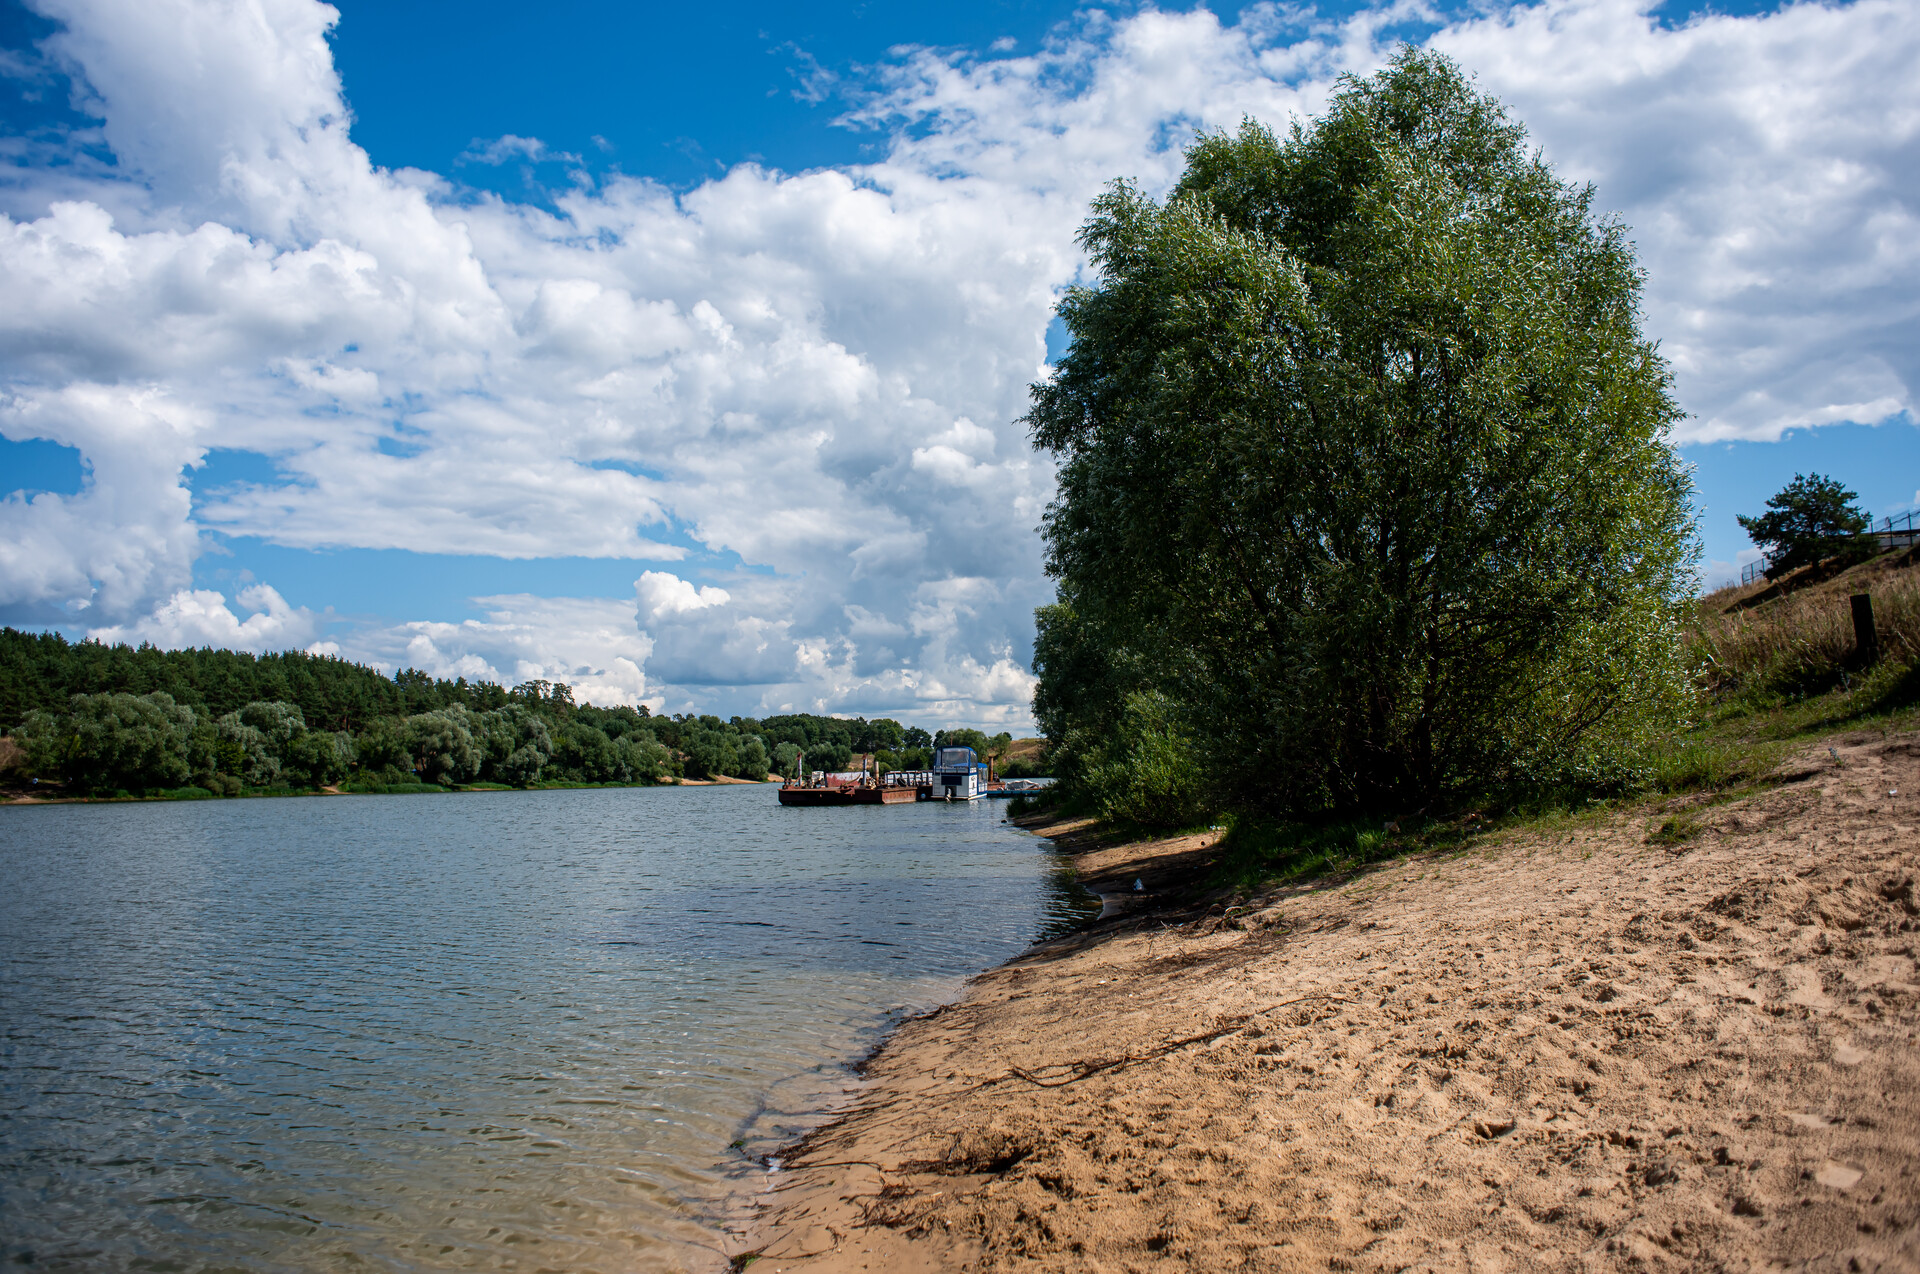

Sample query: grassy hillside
[1003,737,1050,766]
[1693,545,1919,700]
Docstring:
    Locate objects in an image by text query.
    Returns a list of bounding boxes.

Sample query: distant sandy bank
[739,734,1919,1272]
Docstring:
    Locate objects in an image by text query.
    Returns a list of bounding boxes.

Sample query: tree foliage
[1028,51,1697,820]
[0,629,969,796]
[1736,472,1871,577]
[22,692,195,793]
[1079,691,1207,828]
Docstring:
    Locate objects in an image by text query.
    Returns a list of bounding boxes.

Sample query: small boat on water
[983,778,1051,798]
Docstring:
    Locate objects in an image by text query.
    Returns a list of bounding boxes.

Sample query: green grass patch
[1211,813,1419,891]
[340,779,451,795]
[1646,736,1791,793]
[1762,660,1916,737]
[1646,813,1704,848]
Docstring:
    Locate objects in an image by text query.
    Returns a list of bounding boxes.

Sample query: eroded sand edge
[739,734,1919,1273]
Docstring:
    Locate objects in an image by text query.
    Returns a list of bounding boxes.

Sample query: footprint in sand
[1815,1161,1863,1190]
[1784,966,1833,1009]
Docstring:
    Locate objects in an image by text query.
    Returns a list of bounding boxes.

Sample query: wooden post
[1851,593,1877,663]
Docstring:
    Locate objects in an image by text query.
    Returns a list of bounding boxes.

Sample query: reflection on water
[0,785,1096,1272]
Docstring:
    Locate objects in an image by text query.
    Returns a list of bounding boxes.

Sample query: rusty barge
[776,778,918,806]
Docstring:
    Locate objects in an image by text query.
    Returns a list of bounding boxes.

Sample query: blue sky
[328,0,1783,196]
[1683,425,1920,568]
[1,0,1915,724]
[332,0,1100,193]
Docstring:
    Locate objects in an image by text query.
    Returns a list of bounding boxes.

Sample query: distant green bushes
[11,689,681,796]
[0,628,960,799]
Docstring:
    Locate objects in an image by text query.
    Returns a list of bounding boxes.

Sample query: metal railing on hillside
[1738,509,1918,589]
[1869,509,1919,550]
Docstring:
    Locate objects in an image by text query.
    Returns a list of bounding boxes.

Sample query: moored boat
[983,778,1051,798]
[929,745,988,800]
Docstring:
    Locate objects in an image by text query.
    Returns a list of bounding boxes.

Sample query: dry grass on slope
[1693,551,1920,699]
[1003,738,1050,764]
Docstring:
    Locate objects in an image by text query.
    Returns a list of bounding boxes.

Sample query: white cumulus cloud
[1,0,1914,728]
[87,582,318,651]
[353,594,658,709]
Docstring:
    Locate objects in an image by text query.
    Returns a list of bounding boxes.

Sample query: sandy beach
[739,731,1919,1272]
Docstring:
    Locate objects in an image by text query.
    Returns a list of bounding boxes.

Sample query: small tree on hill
[1736,473,1870,578]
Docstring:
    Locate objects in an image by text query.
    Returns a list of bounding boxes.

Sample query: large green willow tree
[1029,51,1698,818]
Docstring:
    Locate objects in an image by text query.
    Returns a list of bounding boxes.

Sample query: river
[0,784,1091,1272]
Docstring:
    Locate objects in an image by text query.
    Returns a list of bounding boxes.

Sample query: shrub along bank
[1021,54,1917,879]
[1030,53,1697,829]
[1014,546,1920,894]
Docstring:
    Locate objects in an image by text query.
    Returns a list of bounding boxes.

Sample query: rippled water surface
[0,785,1093,1272]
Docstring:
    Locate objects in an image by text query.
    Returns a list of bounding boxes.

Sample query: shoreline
[737,734,1919,1271]
[0,774,782,806]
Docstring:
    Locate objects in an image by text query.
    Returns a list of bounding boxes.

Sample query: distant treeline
[0,629,1028,797]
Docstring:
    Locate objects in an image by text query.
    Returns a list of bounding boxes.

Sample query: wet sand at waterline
[743,734,1920,1272]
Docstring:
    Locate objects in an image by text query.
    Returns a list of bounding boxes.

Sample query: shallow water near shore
[0,784,1095,1272]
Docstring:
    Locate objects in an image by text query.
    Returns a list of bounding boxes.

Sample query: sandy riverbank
[737,732,1919,1272]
